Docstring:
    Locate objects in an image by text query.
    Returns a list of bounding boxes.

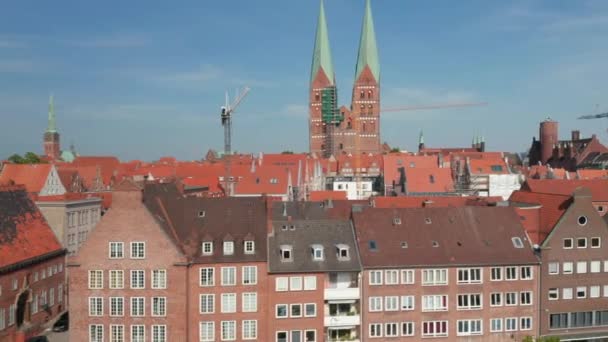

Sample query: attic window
[512,237,524,249]
[425,218,432,224]
[369,240,377,251]
[244,240,255,254]
[223,241,234,255]
[289,225,296,231]
[409,162,415,167]
[429,175,435,184]
[281,225,288,231]
[280,245,293,262]
[312,245,324,261]
[578,216,588,226]
[491,165,503,172]
[198,211,206,218]
[401,242,408,249]
[270,178,278,184]
[432,241,439,247]
[201,242,213,255]
[598,206,605,212]
[336,244,350,260]
[393,217,402,225]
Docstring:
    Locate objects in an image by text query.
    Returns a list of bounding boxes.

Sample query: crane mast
[220,86,250,196]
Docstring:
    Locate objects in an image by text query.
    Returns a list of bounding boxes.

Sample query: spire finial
[354,0,380,82]
[47,94,57,133]
[418,129,424,145]
[311,0,335,85]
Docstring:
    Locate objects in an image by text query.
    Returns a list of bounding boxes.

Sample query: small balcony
[325,327,360,342]
[325,272,359,300]
[324,314,361,327]
[324,302,360,328]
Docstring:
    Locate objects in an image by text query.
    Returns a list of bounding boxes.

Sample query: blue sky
[2,0,608,161]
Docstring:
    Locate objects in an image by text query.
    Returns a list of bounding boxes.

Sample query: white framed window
[577,286,587,298]
[276,331,288,342]
[221,267,236,286]
[604,260,608,272]
[490,318,502,332]
[400,295,414,310]
[242,292,257,312]
[109,270,124,289]
[369,323,382,337]
[505,292,518,306]
[110,297,124,316]
[312,245,323,261]
[563,238,573,249]
[88,297,103,316]
[577,261,588,274]
[152,325,167,342]
[520,317,532,331]
[200,321,215,342]
[130,297,145,317]
[521,266,533,280]
[369,270,383,285]
[548,288,559,300]
[422,321,448,338]
[422,269,448,285]
[385,296,399,311]
[242,266,257,285]
[422,295,447,311]
[221,293,236,313]
[290,276,303,291]
[304,276,317,290]
[505,318,517,331]
[385,323,398,337]
[577,237,587,248]
[604,285,608,297]
[563,262,573,274]
[110,325,124,342]
[9,304,15,326]
[89,324,103,342]
[200,294,215,314]
[130,270,145,289]
[242,320,257,340]
[290,303,302,317]
[244,240,255,254]
[505,266,518,280]
[109,242,124,259]
[276,277,288,291]
[130,241,145,259]
[221,321,236,341]
[276,304,288,318]
[401,322,414,336]
[401,269,415,284]
[131,325,145,342]
[152,297,166,317]
[152,270,167,289]
[548,262,559,275]
[304,303,316,317]
[520,291,532,305]
[563,288,573,300]
[490,292,502,306]
[457,268,482,284]
[590,285,601,298]
[457,293,482,310]
[200,267,214,286]
[457,319,482,336]
[591,237,601,248]
[490,267,502,281]
[385,270,399,285]
[201,241,213,255]
[223,241,234,255]
[369,297,382,312]
[591,261,601,273]
[280,245,293,261]
[50,287,55,306]
[88,270,103,289]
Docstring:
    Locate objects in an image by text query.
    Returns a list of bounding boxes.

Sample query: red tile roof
[372,196,501,208]
[468,158,510,175]
[405,168,455,193]
[72,156,120,186]
[383,154,439,186]
[0,185,64,269]
[233,165,291,196]
[577,169,608,180]
[309,191,348,201]
[521,179,608,201]
[0,164,52,193]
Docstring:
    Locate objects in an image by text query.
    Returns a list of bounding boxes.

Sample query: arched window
[360,90,365,99]
[315,92,320,101]
[368,90,373,99]
[362,122,367,132]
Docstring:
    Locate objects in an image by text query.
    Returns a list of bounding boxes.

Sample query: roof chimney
[571,130,580,141]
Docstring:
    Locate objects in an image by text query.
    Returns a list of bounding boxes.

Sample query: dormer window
[289,225,296,231]
[336,244,350,261]
[432,241,439,247]
[280,245,293,262]
[401,241,408,249]
[281,225,288,231]
[425,218,432,224]
[201,242,213,255]
[311,244,324,261]
[244,240,255,254]
[198,211,206,218]
[369,240,377,251]
[393,218,402,225]
[223,241,234,255]
[512,237,524,249]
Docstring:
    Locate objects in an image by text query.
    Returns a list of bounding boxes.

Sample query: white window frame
[130,270,145,289]
[130,297,145,317]
[131,324,145,342]
[244,240,255,255]
[88,270,103,289]
[88,297,103,316]
[520,291,532,305]
[221,267,236,286]
[577,261,588,274]
[505,292,518,306]
[223,241,234,255]
[400,295,415,311]
[422,321,448,338]
[152,325,167,342]
[242,292,257,313]
[457,268,482,284]
[201,241,213,255]
[520,317,532,331]
[563,288,573,300]
[290,303,302,318]
[490,292,502,307]
[152,296,166,317]
[369,297,382,312]
[304,276,317,290]
[385,270,399,285]
[548,288,559,300]
[276,304,288,318]
[401,269,415,284]
[89,324,104,342]
[385,296,399,311]
[200,267,214,287]
[109,297,124,317]
[130,241,146,259]
[563,262,573,274]
[109,270,124,289]
[221,293,236,313]
[422,269,448,286]
[490,318,503,332]
[276,277,288,292]
[548,262,559,275]
[242,266,257,285]
[200,294,215,314]
[385,322,399,337]
[152,269,167,289]
[422,294,448,312]
[290,276,303,291]
[457,293,482,310]
[304,303,316,317]
[505,266,518,280]
[520,266,533,280]
[109,242,124,259]
[200,321,215,342]
[369,270,383,285]
[490,267,502,281]
[242,320,257,340]
[456,319,483,336]
[505,317,518,331]
[401,322,415,336]
[369,323,383,338]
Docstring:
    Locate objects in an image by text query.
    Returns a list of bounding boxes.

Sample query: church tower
[43,95,61,160]
[309,0,341,157]
[350,0,381,154]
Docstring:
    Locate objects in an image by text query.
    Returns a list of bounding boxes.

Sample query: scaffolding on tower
[321,85,343,158]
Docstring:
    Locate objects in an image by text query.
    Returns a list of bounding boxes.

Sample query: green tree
[389,147,401,153]
[281,151,294,154]
[23,152,42,163]
[522,336,560,342]
[7,154,25,164]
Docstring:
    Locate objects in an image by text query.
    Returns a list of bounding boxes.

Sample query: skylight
[512,237,524,248]
[369,240,377,251]
[401,241,408,249]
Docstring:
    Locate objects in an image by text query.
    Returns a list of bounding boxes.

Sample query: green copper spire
[418,130,424,145]
[47,94,57,133]
[355,0,380,82]
[311,0,335,85]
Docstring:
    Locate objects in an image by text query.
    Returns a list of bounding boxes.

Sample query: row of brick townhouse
[69,180,608,341]
[0,185,67,340]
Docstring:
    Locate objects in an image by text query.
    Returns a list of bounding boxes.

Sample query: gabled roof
[405,168,454,193]
[521,179,608,201]
[352,206,538,268]
[509,190,571,244]
[372,196,500,208]
[354,0,380,82]
[0,164,53,193]
[310,0,335,85]
[0,185,64,270]
[468,157,510,175]
[383,154,438,185]
[309,190,347,201]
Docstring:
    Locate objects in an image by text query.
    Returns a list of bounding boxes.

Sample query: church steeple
[47,94,57,133]
[354,0,380,83]
[311,0,335,85]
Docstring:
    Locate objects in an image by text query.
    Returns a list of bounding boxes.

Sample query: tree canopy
[7,152,45,164]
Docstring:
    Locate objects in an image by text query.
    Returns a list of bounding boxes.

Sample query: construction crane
[220,86,250,196]
[578,112,608,135]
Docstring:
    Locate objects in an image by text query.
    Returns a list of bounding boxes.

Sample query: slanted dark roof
[268,219,361,273]
[352,206,539,268]
[144,182,268,264]
[271,200,368,221]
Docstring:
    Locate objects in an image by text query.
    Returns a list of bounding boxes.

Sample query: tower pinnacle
[311,0,335,85]
[47,94,57,133]
[354,0,380,82]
